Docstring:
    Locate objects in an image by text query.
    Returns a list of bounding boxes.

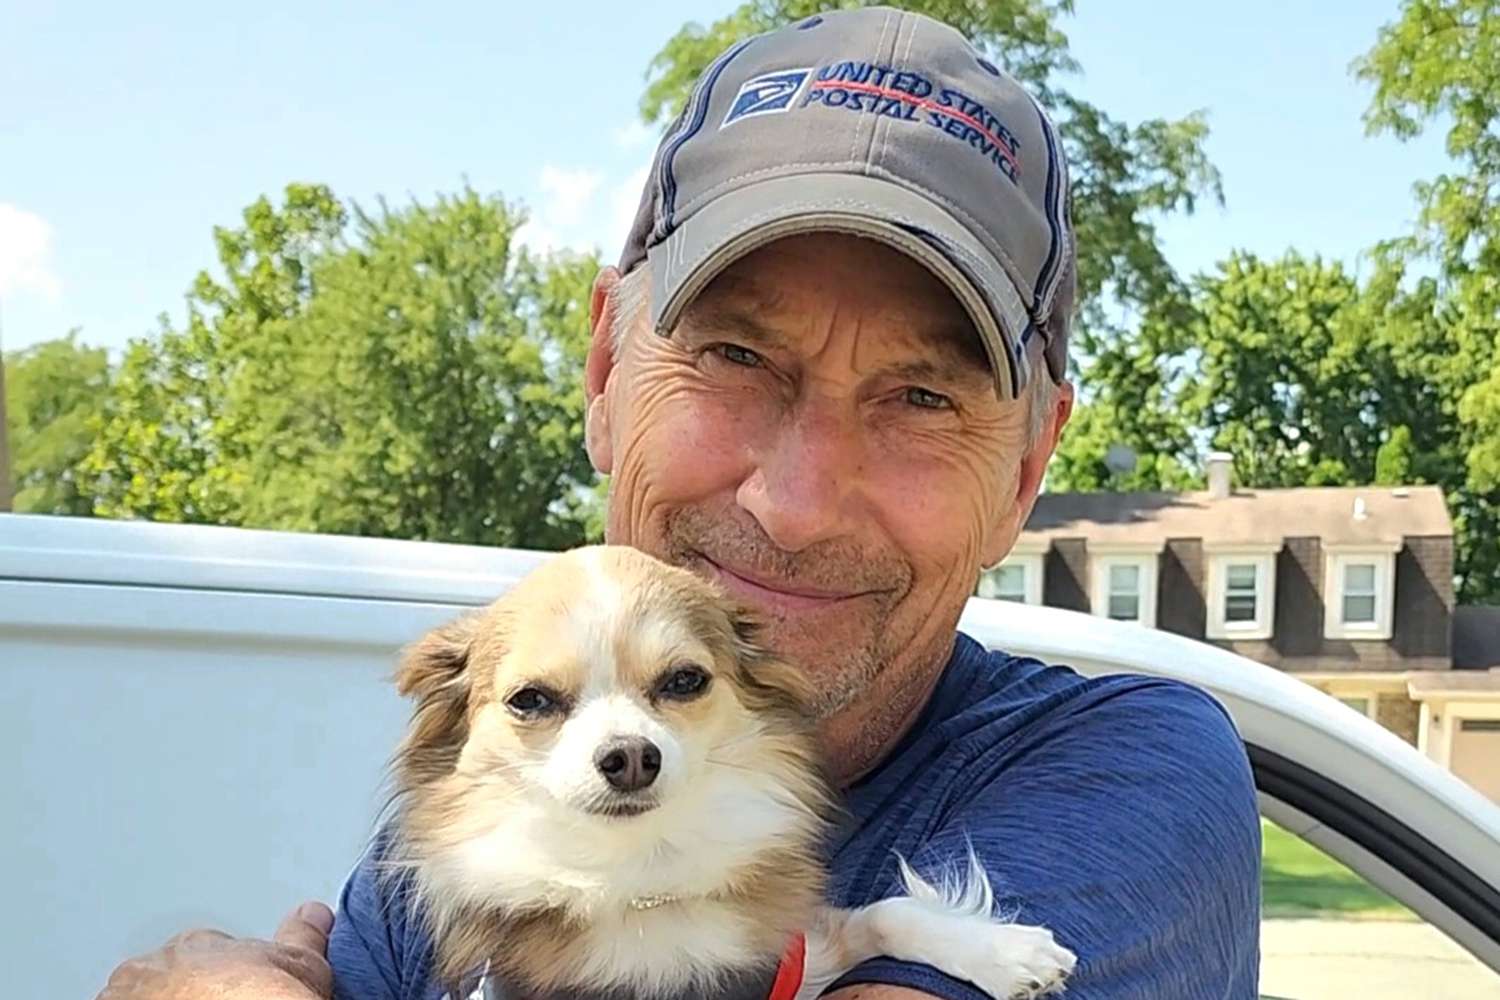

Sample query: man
[99,8,1260,999]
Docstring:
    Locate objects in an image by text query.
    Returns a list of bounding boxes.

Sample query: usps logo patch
[721,68,812,128]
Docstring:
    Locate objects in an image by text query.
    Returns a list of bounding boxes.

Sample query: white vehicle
[3,514,1498,999]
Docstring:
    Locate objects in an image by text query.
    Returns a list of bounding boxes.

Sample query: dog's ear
[727,606,819,720]
[393,611,487,785]
[395,612,480,701]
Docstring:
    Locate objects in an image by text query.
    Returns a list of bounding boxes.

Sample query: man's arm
[826,678,1262,1000]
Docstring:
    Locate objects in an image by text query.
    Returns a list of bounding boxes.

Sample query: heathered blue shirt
[329,633,1262,999]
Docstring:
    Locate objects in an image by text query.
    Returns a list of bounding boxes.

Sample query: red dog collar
[767,933,807,1000]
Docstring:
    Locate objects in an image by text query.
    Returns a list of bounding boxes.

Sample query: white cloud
[0,203,62,301]
[516,165,604,254]
[515,160,653,260]
[536,165,603,229]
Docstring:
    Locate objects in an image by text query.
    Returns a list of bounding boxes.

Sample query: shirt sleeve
[328,834,409,1000]
[827,678,1263,1000]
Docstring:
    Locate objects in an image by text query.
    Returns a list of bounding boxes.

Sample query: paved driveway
[1260,918,1500,999]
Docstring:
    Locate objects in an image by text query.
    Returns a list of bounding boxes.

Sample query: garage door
[1452,720,1500,804]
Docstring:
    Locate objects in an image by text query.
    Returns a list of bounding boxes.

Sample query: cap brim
[645,172,1034,399]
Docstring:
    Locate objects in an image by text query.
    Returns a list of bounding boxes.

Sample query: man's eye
[905,387,953,410]
[716,343,764,367]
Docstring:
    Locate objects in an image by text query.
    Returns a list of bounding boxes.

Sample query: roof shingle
[1021,485,1451,548]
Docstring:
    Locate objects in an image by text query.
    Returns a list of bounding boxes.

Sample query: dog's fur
[380,545,1074,999]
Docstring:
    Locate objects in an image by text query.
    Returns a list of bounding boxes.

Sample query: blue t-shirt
[329,633,1262,999]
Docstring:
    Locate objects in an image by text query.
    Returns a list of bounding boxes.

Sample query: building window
[1225,564,1258,621]
[1205,548,1279,641]
[1089,548,1161,627]
[978,564,1026,602]
[1341,562,1378,624]
[976,552,1044,605]
[1107,564,1140,620]
[1323,547,1399,641]
[1337,695,1379,721]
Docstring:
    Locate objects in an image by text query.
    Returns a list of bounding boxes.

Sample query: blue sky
[1,0,1451,354]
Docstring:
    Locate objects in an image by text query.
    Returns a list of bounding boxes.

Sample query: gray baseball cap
[617,5,1076,399]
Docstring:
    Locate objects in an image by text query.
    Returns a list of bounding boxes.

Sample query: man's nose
[593,736,662,792]
[737,401,861,553]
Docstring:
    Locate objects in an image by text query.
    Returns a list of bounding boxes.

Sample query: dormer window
[1205,545,1280,641]
[1088,543,1163,627]
[1323,544,1400,640]
[976,541,1046,605]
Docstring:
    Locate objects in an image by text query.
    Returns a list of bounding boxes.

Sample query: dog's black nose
[594,737,662,792]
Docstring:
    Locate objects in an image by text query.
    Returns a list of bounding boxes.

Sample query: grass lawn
[1261,820,1416,920]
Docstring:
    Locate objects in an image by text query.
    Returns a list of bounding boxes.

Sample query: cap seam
[854,11,897,169]
[873,10,920,176]
[862,9,903,172]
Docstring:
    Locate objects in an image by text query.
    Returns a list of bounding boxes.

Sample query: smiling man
[98,7,1259,1000]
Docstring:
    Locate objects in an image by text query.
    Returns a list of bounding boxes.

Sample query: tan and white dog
[381,545,1075,1000]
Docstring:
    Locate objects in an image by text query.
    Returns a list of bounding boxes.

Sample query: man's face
[585,233,1064,718]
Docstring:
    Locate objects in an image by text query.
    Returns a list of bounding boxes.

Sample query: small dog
[381,545,1075,999]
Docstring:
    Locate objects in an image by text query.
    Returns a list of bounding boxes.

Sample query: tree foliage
[1052,0,1498,602]
[7,0,1494,598]
[80,183,600,549]
[1355,0,1500,600]
[1053,245,1497,601]
[3,332,111,515]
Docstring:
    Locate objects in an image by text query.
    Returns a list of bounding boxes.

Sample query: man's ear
[586,267,621,475]
[980,381,1075,568]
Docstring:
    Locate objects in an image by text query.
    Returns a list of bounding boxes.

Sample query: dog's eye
[506,687,556,716]
[657,665,710,700]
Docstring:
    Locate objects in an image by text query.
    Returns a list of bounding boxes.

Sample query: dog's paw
[962,923,1076,999]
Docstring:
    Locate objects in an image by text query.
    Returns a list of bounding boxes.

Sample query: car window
[1259,817,1500,999]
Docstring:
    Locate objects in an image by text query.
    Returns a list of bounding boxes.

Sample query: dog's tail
[891,838,998,920]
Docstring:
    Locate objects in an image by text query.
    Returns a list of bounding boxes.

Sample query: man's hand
[96,901,335,1000]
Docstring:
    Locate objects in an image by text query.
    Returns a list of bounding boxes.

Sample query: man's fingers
[274,901,334,954]
[267,942,334,998]
[271,902,335,997]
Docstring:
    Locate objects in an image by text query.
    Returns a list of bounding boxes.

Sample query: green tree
[3,332,111,515]
[82,183,600,549]
[1374,425,1416,485]
[1051,0,1499,602]
[1054,247,1494,601]
[1354,0,1500,600]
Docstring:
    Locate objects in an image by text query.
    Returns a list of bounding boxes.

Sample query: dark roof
[1454,606,1500,670]
[1020,485,1451,548]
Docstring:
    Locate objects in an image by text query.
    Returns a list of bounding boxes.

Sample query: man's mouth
[697,554,875,612]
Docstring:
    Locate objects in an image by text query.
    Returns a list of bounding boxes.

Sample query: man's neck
[819,636,955,788]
